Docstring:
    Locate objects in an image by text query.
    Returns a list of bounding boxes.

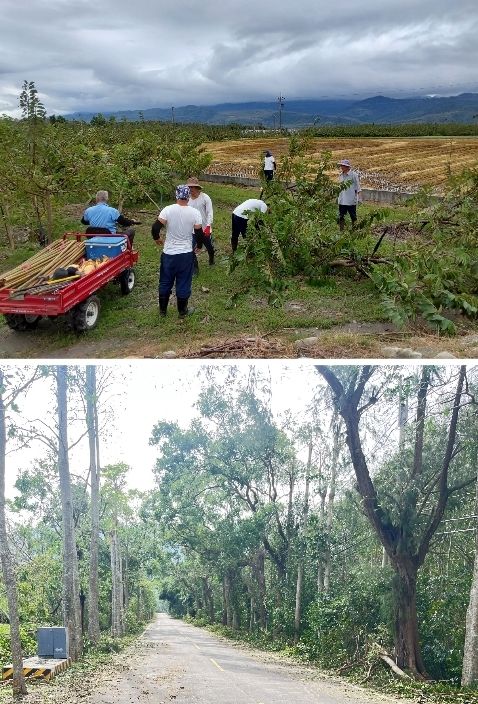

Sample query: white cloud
[0,0,477,115]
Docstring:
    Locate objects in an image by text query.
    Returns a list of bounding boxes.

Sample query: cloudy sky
[0,0,476,116]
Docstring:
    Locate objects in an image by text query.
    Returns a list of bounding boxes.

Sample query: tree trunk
[317,491,326,593]
[461,432,478,686]
[202,577,214,623]
[56,366,82,660]
[223,573,232,627]
[0,200,14,249]
[294,439,311,643]
[324,416,340,592]
[0,370,27,696]
[110,525,124,637]
[252,550,267,630]
[221,577,228,626]
[393,561,427,677]
[86,366,101,645]
[44,190,53,243]
[123,550,129,613]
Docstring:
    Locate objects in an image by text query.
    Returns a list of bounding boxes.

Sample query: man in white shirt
[186,177,215,267]
[337,159,361,231]
[231,198,268,252]
[151,185,203,318]
[263,150,276,181]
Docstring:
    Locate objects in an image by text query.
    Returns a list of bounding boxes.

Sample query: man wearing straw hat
[151,185,203,318]
[186,177,215,267]
[337,159,361,231]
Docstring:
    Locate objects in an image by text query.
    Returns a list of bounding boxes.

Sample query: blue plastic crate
[85,236,127,260]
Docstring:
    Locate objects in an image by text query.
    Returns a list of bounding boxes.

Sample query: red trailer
[0,233,139,332]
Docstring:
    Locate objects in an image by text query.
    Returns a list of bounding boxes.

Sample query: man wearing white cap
[337,159,361,231]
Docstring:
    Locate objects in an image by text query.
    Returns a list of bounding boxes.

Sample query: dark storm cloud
[0,0,476,115]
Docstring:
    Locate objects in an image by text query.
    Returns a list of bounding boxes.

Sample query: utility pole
[171,106,175,124]
[277,94,285,130]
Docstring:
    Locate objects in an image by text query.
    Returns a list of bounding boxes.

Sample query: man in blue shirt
[81,190,139,244]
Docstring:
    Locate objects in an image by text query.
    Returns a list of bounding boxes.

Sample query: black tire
[4,313,40,331]
[119,268,135,295]
[71,295,101,332]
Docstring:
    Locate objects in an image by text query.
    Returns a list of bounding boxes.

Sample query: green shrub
[298,574,392,668]
[0,624,37,666]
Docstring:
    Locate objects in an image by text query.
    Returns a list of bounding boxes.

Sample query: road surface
[84,613,400,704]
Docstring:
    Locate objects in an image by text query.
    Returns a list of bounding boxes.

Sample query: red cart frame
[0,233,139,331]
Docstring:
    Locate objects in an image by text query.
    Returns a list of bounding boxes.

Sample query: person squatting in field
[186,177,215,272]
[337,159,362,231]
[231,198,268,252]
[263,150,276,181]
[81,190,139,244]
[151,185,203,318]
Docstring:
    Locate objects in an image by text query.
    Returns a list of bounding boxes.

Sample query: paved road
[86,614,398,704]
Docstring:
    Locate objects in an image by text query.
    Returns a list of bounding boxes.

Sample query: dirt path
[26,614,408,704]
[2,322,478,359]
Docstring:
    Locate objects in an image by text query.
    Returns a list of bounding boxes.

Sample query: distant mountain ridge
[65,93,478,126]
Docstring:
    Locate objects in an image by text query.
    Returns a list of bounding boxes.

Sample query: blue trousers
[159,252,194,298]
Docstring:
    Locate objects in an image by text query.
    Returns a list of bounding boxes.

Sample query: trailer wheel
[4,314,40,331]
[71,295,101,332]
[119,268,135,295]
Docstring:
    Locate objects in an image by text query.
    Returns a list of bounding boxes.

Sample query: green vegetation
[1,87,478,355]
[147,366,478,700]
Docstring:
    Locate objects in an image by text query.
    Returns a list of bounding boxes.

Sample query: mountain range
[65,93,478,126]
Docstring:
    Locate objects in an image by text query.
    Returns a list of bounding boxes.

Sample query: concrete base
[2,656,72,682]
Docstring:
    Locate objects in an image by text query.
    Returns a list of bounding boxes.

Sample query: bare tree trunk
[123,550,129,614]
[56,366,82,660]
[0,369,27,696]
[294,440,311,643]
[252,550,267,630]
[44,191,53,243]
[0,200,14,249]
[223,572,232,627]
[201,577,214,623]
[394,561,426,674]
[221,577,228,626]
[461,429,478,686]
[86,366,101,644]
[317,491,326,593]
[110,524,124,637]
[324,415,340,592]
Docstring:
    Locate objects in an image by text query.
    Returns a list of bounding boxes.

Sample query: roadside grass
[0,182,457,358]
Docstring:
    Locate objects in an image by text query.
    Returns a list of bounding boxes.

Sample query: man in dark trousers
[231,198,268,252]
[81,190,139,244]
[337,160,362,231]
[151,185,203,318]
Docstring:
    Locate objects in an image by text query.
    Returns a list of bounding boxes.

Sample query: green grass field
[0,183,473,359]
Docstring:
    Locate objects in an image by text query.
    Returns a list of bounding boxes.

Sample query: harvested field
[203,137,478,193]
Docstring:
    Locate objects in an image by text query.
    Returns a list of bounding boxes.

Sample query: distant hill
[65,93,478,126]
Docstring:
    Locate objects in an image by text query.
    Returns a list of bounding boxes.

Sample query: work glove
[203,225,211,236]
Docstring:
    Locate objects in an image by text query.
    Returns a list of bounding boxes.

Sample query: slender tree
[56,366,82,660]
[294,439,311,643]
[86,366,101,644]
[0,369,28,696]
[461,407,478,686]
